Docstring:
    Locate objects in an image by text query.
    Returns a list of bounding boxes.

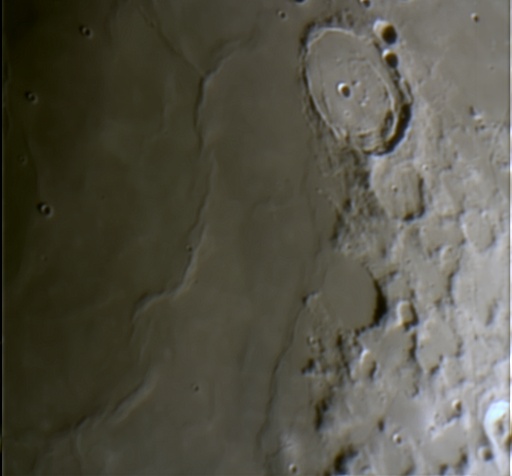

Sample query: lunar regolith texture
[3,0,510,475]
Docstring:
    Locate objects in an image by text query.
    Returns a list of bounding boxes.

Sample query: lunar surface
[3,0,510,475]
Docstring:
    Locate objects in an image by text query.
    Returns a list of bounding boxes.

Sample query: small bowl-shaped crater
[478,446,493,461]
[25,91,38,104]
[452,399,462,414]
[37,202,54,218]
[381,25,397,44]
[374,20,398,44]
[337,82,351,97]
[382,49,399,68]
[79,25,94,38]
